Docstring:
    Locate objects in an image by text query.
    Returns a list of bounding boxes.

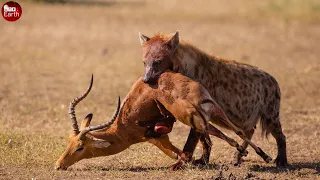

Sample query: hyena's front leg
[170,128,212,171]
[170,128,199,171]
[194,132,212,165]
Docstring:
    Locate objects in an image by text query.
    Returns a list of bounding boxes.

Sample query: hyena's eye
[153,61,161,67]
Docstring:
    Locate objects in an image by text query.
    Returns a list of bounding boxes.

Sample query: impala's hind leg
[202,100,272,163]
[234,129,254,166]
[206,124,248,156]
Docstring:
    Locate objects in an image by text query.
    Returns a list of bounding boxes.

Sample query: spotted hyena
[138,31,287,167]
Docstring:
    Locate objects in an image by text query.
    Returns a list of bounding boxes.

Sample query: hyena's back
[191,58,281,135]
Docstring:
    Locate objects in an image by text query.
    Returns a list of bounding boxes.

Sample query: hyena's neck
[173,43,221,80]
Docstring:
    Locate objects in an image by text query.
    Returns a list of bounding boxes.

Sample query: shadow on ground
[250,162,320,175]
[78,163,220,172]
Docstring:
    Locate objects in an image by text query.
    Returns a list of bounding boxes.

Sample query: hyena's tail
[260,78,281,138]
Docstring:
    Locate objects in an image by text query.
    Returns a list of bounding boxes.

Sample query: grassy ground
[0,0,320,179]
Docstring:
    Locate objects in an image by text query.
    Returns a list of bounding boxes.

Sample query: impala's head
[139,31,179,84]
[55,75,121,170]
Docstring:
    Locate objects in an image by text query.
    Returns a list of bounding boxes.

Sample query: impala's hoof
[234,162,240,167]
[233,151,245,166]
[236,146,248,157]
[233,157,244,167]
[265,156,272,163]
[170,161,184,171]
[241,149,248,157]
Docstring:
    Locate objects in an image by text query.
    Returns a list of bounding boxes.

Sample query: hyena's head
[139,31,179,84]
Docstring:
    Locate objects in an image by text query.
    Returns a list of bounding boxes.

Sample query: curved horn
[69,74,93,134]
[79,96,121,138]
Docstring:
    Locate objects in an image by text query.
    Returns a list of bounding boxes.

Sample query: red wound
[154,120,174,134]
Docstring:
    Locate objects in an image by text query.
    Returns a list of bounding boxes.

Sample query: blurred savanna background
[0,0,319,179]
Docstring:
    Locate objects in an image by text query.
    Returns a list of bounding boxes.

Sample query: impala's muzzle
[55,164,67,171]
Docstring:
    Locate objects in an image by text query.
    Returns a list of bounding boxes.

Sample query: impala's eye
[76,147,84,152]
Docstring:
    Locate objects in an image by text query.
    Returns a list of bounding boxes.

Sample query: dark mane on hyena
[139,31,287,167]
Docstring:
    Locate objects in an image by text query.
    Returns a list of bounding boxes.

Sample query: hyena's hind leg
[261,85,288,167]
[271,122,287,167]
[234,129,254,166]
[262,114,288,167]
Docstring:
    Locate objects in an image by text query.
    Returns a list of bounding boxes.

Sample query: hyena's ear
[166,31,179,54]
[139,32,150,45]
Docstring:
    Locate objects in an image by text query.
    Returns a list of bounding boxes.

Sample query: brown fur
[139,32,287,167]
[56,72,252,170]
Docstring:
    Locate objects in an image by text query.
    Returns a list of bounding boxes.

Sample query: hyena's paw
[275,155,288,167]
[192,158,208,166]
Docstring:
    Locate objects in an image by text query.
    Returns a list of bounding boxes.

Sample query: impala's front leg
[148,135,182,160]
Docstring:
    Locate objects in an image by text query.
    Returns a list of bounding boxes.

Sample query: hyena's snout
[142,68,159,84]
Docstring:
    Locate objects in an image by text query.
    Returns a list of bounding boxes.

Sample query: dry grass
[0,0,320,179]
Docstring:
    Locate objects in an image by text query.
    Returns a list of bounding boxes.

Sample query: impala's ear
[166,31,179,54]
[139,32,150,45]
[91,139,111,149]
[80,113,93,131]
